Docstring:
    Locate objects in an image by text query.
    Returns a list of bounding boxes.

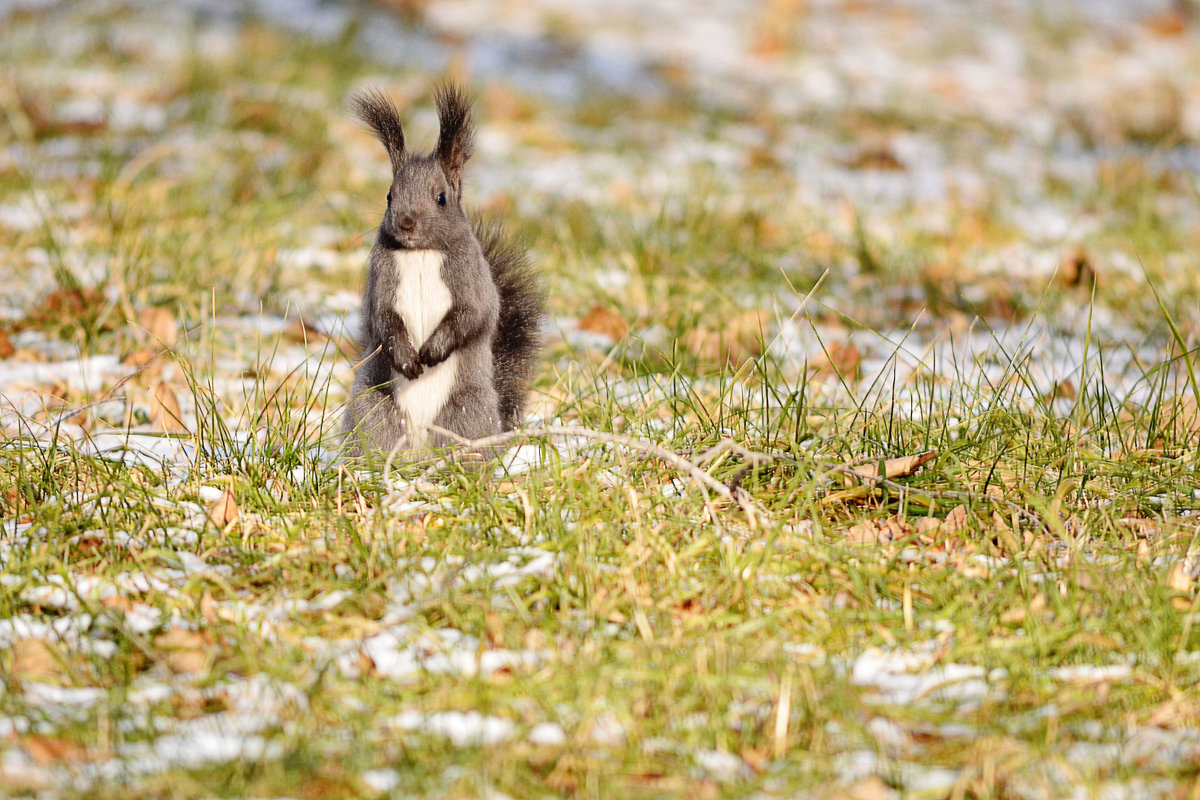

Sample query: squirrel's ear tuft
[434,84,474,196]
[351,89,405,169]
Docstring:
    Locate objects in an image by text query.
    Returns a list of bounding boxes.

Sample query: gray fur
[476,219,543,428]
[343,86,503,456]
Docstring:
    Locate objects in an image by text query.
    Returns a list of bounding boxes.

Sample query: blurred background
[9,6,1200,796]
[3,0,1200,390]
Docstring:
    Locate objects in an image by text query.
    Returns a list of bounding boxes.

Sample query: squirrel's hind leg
[433,382,502,455]
[342,388,408,458]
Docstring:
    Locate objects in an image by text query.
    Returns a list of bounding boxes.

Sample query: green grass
[4,4,1200,800]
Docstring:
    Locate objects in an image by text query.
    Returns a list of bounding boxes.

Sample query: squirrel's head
[352,85,474,252]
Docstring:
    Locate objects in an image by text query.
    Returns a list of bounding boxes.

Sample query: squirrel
[342,85,543,456]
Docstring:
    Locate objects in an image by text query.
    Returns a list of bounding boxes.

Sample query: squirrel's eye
[386,190,392,204]
[436,191,446,207]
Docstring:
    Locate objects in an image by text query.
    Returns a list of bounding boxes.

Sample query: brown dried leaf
[200,591,218,626]
[811,341,862,379]
[997,594,1042,629]
[23,381,70,413]
[739,744,770,774]
[578,305,628,343]
[154,628,211,674]
[208,486,239,527]
[1000,594,1046,624]
[282,318,327,346]
[750,0,805,57]
[9,638,66,684]
[100,594,131,612]
[916,517,941,535]
[21,736,93,765]
[845,517,911,545]
[485,609,505,648]
[843,450,937,485]
[1137,539,1152,563]
[1158,395,1200,435]
[10,347,43,364]
[823,776,893,800]
[151,381,188,434]
[136,306,178,348]
[2,486,21,516]
[1046,379,1076,401]
[1145,695,1200,728]
[999,605,1026,625]
[17,87,105,136]
[1145,9,1188,36]
[955,556,989,580]
[482,83,538,123]
[1060,247,1095,289]
[840,143,905,171]
[27,287,109,331]
[62,409,91,430]
[1167,561,1196,594]
[942,504,968,533]
[122,348,159,369]
[0,328,13,359]
[879,516,912,543]
[685,310,769,366]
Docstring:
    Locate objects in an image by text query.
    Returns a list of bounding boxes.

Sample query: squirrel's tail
[476,218,543,429]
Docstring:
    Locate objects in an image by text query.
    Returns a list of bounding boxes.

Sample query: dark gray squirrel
[342,85,543,456]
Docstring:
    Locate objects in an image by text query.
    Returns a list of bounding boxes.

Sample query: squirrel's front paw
[418,333,452,368]
[398,360,423,380]
[387,340,423,380]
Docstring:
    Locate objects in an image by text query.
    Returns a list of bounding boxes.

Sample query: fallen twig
[380,425,1044,536]
[383,424,751,530]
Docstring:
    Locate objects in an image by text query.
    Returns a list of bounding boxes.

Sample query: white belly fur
[388,249,456,445]
[393,352,459,446]
[391,249,451,349]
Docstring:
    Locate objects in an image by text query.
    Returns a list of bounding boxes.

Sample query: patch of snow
[22,683,105,707]
[496,442,558,476]
[124,603,163,634]
[694,749,751,781]
[851,648,991,709]
[588,712,625,746]
[899,764,960,798]
[1049,664,1133,684]
[355,625,540,682]
[388,709,515,746]
[360,768,401,792]
[0,202,42,231]
[528,721,567,746]
[150,730,281,767]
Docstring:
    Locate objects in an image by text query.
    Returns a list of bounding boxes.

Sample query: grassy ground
[3,2,1200,799]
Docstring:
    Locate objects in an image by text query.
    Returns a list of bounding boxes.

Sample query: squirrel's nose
[398,214,415,231]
